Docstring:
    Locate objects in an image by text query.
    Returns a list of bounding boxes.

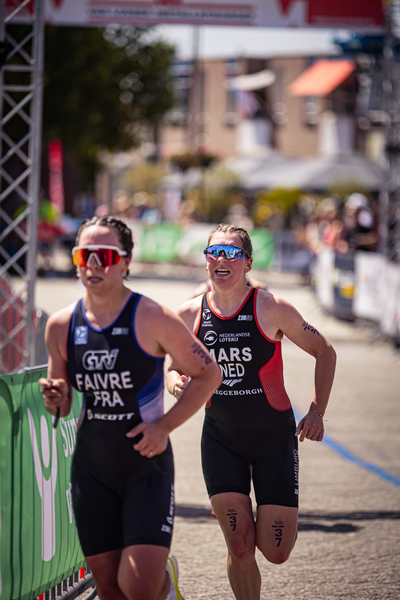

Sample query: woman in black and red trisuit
[166,224,336,600]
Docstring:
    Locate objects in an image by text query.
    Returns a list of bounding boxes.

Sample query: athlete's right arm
[165,298,200,400]
[127,296,221,457]
[38,306,74,418]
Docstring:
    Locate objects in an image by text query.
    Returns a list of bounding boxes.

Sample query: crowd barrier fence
[314,248,400,344]
[0,366,88,600]
[129,222,275,269]
[0,276,49,375]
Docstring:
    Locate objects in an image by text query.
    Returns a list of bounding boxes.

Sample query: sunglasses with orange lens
[72,245,127,267]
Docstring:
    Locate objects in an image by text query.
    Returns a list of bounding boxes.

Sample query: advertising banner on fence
[7,0,384,29]
[0,369,84,600]
[380,261,400,341]
[353,251,384,322]
[314,247,335,312]
[332,253,356,321]
[134,223,275,270]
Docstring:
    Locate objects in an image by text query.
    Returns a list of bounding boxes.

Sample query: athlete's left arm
[258,292,336,442]
[127,299,222,457]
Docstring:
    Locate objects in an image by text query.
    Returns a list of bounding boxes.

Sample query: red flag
[48,139,65,215]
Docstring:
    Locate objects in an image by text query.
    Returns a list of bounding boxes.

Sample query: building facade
[158,53,382,163]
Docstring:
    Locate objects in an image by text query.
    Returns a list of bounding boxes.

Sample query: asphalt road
[30,267,400,600]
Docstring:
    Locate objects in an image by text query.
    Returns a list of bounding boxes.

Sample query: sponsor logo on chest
[74,326,88,345]
[112,327,129,335]
[203,330,251,345]
[201,308,213,327]
[83,349,119,370]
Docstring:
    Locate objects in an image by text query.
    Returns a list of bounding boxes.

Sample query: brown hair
[207,224,253,258]
[76,216,133,279]
[76,216,134,256]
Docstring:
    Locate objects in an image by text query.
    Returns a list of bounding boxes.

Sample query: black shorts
[71,446,175,556]
[201,430,299,508]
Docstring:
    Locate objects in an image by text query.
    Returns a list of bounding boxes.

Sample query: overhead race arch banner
[7,0,384,29]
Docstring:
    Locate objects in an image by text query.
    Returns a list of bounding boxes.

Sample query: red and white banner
[48,139,65,215]
[7,0,384,29]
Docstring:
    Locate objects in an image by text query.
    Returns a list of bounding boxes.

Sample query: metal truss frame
[381,0,400,262]
[0,0,44,373]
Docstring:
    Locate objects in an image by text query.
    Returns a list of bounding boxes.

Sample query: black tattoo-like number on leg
[272,520,284,547]
[227,508,238,532]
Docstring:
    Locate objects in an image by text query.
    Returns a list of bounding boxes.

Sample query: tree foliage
[327,179,369,201]
[43,25,176,188]
[188,163,241,223]
[252,187,302,227]
[123,162,167,202]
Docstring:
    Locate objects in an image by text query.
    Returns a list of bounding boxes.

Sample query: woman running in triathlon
[166,224,336,600]
[39,216,221,600]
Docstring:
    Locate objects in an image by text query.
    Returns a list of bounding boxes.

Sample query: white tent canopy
[226,153,386,192]
[226,69,276,91]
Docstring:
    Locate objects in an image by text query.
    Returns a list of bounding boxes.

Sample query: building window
[164,61,194,126]
[225,59,240,125]
[330,77,357,114]
[303,96,320,126]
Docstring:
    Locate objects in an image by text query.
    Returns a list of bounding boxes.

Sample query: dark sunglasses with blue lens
[203,244,250,259]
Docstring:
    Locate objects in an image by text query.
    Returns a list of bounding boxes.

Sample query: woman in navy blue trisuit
[39,216,221,600]
[166,224,336,600]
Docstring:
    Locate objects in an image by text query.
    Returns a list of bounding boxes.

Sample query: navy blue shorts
[71,445,175,556]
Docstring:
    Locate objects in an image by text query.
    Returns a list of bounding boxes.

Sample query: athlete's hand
[126,421,169,458]
[173,374,189,400]
[38,378,70,417]
[295,410,324,442]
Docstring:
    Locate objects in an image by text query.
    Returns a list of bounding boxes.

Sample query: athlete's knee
[118,577,147,600]
[262,546,292,565]
[258,531,297,565]
[118,584,151,600]
[119,571,169,600]
[95,580,124,600]
[227,535,255,562]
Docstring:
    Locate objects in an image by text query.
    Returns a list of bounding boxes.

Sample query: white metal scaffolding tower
[0,0,44,373]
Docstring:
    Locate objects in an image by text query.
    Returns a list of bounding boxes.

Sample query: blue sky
[153,25,341,60]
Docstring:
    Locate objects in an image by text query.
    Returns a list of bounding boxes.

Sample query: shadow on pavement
[299,510,400,521]
[175,505,213,521]
[297,510,400,534]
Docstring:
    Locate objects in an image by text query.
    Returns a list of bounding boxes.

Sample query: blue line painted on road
[322,434,400,488]
[293,406,400,489]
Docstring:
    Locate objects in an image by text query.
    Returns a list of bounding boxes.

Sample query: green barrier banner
[0,369,84,600]
[137,223,183,262]
[136,223,274,269]
[249,229,274,269]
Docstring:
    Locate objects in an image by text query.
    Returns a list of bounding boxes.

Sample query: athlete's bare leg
[256,504,298,564]
[86,549,126,600]
[211,492,261,600]
[86,545,170,600]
